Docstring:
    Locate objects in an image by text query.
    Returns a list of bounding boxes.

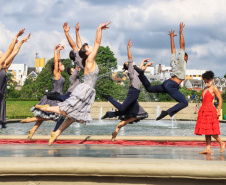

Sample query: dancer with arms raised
[134,22,188,120]
[36,22,111,145]
[101,39,148,141]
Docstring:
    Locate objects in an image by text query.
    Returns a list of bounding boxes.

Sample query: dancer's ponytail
[79,43,88,68]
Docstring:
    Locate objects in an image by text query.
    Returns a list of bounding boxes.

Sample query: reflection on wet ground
[0,144,225,161]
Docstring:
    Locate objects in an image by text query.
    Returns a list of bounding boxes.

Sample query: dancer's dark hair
[202,70,214,80]
[69,50,76,61]
[66,67,72,75]
[122,63,128,71]
[79,43,88,68]
[185,52,188,57]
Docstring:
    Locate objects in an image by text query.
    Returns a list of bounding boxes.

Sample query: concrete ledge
[0,157,226,181]
[0,157,226,179]
[1,135,226,142]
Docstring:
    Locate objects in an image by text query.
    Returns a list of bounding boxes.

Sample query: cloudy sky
[0,0,226,77]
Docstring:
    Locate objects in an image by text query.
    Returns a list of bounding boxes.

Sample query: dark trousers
[139,74,188,117]
[52,92,71,132]
[53,117,65,132]
[108,87,139,112]
[56,92,71,102]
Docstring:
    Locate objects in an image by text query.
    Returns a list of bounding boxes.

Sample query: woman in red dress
[194,71,225,154]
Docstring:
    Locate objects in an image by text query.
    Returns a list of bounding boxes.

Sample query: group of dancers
[0,21,224,154]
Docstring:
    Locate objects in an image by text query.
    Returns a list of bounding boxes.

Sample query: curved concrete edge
[0,157,226,180]
[1,135,226,142]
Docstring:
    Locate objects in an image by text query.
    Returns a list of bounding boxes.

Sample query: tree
[94,46,119,101]
[224,74,226,79]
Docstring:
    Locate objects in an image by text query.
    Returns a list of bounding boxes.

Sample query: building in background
[35,51,45,74]
[8,64,28,86]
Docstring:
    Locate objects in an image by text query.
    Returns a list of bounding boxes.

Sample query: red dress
[194,90,220,135]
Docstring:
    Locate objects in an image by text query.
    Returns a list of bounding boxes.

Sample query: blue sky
[0,0,226,77]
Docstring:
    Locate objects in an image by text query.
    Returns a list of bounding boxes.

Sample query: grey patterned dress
[0,68,7,127]
[58,64,99,124]
[31,76,65,121]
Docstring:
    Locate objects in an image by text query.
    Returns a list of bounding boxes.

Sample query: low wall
[91,102,199,120]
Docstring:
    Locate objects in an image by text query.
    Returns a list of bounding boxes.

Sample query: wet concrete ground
[0,144,225,161]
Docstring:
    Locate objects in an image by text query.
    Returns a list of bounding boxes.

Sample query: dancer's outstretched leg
[49,118,74,146]
[27,120,43,140]
[200,135,211,154]
[35,105,67,117]
[21,116,51,123]
[112,117,140,141]
[212,135,225,153]
[102,87,139,112]
[162,80,188,118]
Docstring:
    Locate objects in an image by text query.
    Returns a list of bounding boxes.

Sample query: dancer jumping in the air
[134,22,188,120]
[194,71,225,154]
[21,44,65,139]
[35,22,111,145]
[101,39,148,141]
[47,21,84,134]
[0,28,27,129]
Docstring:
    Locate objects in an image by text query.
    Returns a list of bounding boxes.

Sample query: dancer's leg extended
[49,118,74,146]
[36,105,67,117]
[164,80,188,117]
[21,116,51,123]
[107,87,139,112]
[112,117,141,141]
[27,120,43,140]
[134,66,165,93]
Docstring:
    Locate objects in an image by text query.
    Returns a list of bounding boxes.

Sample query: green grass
[222,103,226,116]
[6,101,39,119]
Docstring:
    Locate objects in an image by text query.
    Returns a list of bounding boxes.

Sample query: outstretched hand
[180,22,185,32]
[168,29,177,37]
[99,21,111,30]
[146,62,154,66]
[21,33,31,43]
[54,44,61,50]
[58,45,65,51]
[76,22,80,32]
[63,22,71,32]
[127,39,132,48]
[17,28,25,37]
[142,58,150,63]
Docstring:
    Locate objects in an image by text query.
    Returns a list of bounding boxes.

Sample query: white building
[185,69,207,80]
[8,64,28,86]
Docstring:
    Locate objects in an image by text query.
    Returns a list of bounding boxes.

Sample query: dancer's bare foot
[49,132,57,146]
[220,142,225,153]
[20,117,32,123]
[111,131,117,142]
[199,149,211,154]
[35,104,50,111]
[27,130,35,140]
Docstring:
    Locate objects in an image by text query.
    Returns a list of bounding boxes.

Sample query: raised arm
[179,22,185,50]
[127,39,133,74]
[75,22,82,49]
[142,61,154,72]
[0,28,25,66]
[57,45,64,62]
[4,33,31,69]
[139,58,150,69]
[214,87,223,118]
[168,29,177,54]
[53,44,60,77]
[63,22,78,51]
[87,22,111,63]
